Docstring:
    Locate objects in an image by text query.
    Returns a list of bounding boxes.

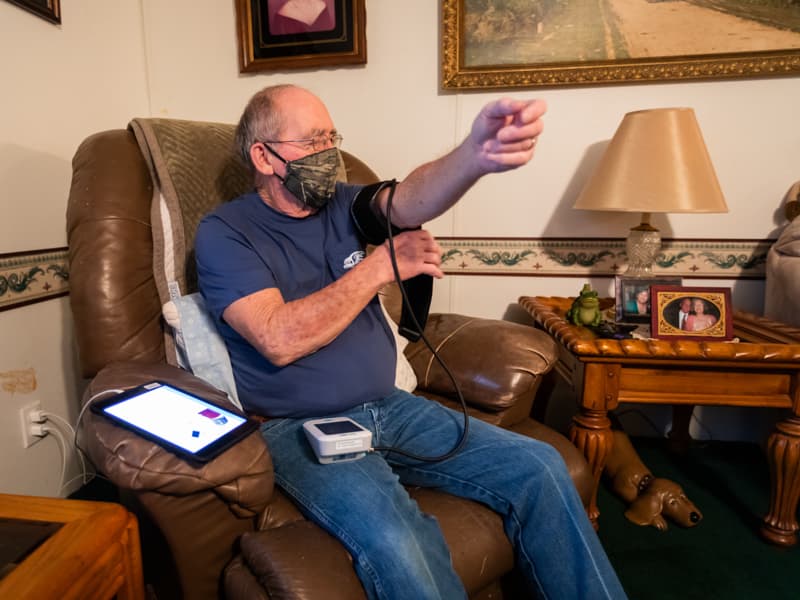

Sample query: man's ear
[249,143,275,176]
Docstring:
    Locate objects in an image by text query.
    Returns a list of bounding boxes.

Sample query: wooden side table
[519,296,800,547]
[0,494,144,600]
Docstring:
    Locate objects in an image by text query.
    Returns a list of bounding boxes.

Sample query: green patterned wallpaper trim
[0,239,773,311]
[0,248,69,312]
[438,238,773,278]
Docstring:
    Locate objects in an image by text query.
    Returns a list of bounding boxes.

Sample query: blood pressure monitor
[302,417,372,464]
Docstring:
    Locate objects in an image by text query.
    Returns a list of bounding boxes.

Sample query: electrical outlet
[19,401,46,448]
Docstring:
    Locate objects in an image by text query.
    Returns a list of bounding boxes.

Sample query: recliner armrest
[405,314,557,420]
[81,361,274,517]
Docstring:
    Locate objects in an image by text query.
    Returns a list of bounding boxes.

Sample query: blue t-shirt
[195,182,396,418]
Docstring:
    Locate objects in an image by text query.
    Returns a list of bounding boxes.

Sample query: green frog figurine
[566,283,602,327]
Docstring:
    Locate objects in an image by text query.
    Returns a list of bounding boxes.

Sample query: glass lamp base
[625,223,661,278]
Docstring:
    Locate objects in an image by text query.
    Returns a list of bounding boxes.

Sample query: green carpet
[597,437,799,599]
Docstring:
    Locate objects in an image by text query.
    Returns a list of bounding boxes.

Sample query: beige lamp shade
[573,107,728,214]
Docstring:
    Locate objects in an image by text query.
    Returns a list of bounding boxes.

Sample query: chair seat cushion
[233,488,514,599]
[409,487,514,593]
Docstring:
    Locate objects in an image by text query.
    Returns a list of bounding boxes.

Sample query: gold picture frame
[4,0,60,24]
[235,0,366,73]
[442,0,800,90]
[650,285,734,341]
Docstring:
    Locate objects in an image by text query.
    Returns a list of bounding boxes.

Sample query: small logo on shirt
[343,250,365,270]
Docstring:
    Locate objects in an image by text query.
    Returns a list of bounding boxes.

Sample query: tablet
[90,381,260,463]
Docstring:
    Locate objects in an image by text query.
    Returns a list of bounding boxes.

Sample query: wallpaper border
[438,238,773,279]
[0,247,69,312]
[0,239,772,312]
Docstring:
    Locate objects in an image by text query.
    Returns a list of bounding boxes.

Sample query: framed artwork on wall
[650,285,734,341]
[235,0,366,73]
[441,0,800,89]
[3,0,60,24]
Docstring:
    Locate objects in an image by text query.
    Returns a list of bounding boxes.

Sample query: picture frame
[235,0,366,73]
[441,0,800,90]
[650,285,734,341]
[615,275,681,324]
[4,0,60,24]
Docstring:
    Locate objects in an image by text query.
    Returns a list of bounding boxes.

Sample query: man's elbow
[257,340,297,368]
[267,351,295,368]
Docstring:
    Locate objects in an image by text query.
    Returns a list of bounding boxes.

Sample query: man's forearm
[377,142,481,229]
[224,250,392,367]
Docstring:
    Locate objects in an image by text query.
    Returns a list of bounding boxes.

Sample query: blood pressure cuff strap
[351,180,404,245]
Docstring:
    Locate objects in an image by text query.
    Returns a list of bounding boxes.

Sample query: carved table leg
[667,404,695,455]
[569,409,613,529]
[761,415,800,546]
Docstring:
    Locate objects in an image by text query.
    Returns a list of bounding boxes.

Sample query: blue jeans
[261,389,627,600]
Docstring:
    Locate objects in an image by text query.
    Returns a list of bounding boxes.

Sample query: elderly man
[195,84,626,600]
[678,297,693,330]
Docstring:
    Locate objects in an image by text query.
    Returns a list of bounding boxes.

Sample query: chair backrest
[765,180,800,327]
[67,120,379,378]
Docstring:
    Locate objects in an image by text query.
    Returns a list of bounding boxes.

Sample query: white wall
[0,0,150,496]
[139,0,797,314]
[1,0,797,496]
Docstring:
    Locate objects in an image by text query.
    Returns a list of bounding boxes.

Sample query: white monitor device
[302,417,372,464]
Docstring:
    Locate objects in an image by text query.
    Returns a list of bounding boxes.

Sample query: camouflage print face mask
[265,145,346,210]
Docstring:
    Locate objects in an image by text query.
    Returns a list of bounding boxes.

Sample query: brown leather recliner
[66,119,592,600]
[765,181,800,327]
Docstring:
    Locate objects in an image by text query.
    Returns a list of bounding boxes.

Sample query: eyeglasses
[261,132,343,153]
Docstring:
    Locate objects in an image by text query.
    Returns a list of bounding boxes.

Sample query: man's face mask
[264,144,346,210]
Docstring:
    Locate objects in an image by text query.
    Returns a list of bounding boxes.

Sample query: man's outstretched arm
[375,97,546,229]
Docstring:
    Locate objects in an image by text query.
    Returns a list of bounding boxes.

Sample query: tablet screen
[91,381,258,461]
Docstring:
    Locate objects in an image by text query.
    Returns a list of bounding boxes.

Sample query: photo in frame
[650,285,734,341]
[615,276,681,324]
[441,0,800,89]
[3,0,60,24]
[235,0,366,73]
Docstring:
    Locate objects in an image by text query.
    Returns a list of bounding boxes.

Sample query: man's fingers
[389,229,442,276]
[497,108,545,144]
[516,98,547,124]
[418,263,445,279]
[482,97,546,123]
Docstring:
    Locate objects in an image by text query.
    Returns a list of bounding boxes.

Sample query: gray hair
[234,84,295,171]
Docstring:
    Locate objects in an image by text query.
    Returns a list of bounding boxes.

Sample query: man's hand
[468,97,546,173]
[372,229,443,283]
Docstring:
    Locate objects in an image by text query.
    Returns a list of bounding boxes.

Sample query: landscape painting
[442,0,800,88]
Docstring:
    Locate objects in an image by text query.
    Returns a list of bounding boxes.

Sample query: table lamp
[573,107,728,277]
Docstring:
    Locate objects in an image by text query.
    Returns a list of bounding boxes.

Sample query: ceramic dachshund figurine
[603,429,702,531]
[625,477,702,531]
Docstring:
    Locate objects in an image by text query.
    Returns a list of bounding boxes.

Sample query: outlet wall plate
[19,401,44,448]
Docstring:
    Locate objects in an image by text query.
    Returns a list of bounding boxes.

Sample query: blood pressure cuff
[350,180,404,245]
[350,179,433,342]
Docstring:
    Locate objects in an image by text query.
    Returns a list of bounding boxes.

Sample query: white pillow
[379,301,418,393]
[162,293,242,410]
